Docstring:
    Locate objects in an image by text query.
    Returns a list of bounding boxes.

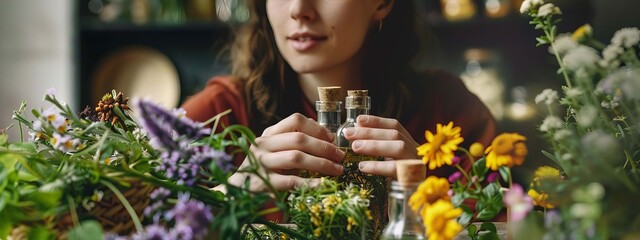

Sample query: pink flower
[451,156,461,165]
[448,171,462,183]
[503,184,533,221]
[486,172,500,183]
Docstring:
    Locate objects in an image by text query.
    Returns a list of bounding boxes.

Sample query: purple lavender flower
[544,210,562,229]
[134,99,210,142]
[164,193,214,240]
[132,224,170,240]
[486,172,500,183]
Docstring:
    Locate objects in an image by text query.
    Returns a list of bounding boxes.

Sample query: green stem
[455,164,482,191]
[66,195,80,227]
[100,179,144,233]
[114,167,225,208]
[545,28,573,88]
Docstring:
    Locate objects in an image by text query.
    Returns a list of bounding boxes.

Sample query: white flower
[535,89,559,105]
[575,106,597,128]
[570,203,600,219]
[551,35,578,56]
[553,129,572,141]
[519,0,533,13]
[596,67,640,100]
[565,88,583,98]
[562,46,601,72]
[602,44,624,61]
[520,0,545,14]
[611,27,640,48]
[52,132,80,152]
[537,3,561,17]
[540,115,563,132]
[44,88,56,100]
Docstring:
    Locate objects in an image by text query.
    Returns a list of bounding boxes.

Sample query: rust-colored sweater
[182,70,497,176]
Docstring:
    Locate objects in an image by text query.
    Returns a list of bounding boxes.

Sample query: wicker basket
[9,180,154,239]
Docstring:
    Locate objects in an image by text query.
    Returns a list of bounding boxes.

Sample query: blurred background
[0,0,638,183]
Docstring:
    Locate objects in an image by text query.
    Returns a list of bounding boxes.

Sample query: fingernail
[358,115,369,123]
[359,162,368,171]
[334,164,344,174]
[345,127,356,137]
[325,129,334,141]
[335,148,345,161]
[352,140,364,150]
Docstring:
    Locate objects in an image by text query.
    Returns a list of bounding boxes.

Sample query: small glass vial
[336,90,388,239]
[316,86,342,145]
[382,160,427,240]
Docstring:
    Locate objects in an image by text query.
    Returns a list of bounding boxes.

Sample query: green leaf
[473,157,487,177]
[67,220,104,240]
[458,204,473,225]
[467,224,478,238]
[480,222,497,233]
[0,134,7,146]
[27,190,62,210]
[498,166,510,182]
[28,225,54,240]
[0,214,12,239]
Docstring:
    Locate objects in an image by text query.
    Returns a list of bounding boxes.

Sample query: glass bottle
[336,90,387,239]
[302,87,342,178]
[382,160,426,240]
[316,86,342,145]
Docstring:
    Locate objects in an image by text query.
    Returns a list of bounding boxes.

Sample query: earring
[378,19,384,32]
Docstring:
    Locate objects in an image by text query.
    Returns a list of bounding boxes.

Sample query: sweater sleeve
[181,76,249,133]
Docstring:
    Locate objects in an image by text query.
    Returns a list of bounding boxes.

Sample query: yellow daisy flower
[417,122,464,170]
[528,189,555,209]
[484,133,528,171]
[469,142,485,158]
[422,199,463,240]
[533,166,561,182]
[409,176,451,214]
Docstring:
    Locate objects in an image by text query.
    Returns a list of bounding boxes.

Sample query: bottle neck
[345,108,369,121]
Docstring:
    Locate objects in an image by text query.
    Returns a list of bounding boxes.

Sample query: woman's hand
[227,113,345,192]
[343,115,419,178]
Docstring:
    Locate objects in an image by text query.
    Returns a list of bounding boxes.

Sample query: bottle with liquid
[336,90,388,239]
[381,160,427,240]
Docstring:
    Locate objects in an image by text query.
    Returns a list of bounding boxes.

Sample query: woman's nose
[289,0,316,22]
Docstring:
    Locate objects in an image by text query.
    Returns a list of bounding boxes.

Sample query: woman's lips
[287,34,327,51]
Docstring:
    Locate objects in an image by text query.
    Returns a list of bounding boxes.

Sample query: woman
[182,0,496,191]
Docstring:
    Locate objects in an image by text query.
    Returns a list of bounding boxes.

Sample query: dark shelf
[79,19,230,32]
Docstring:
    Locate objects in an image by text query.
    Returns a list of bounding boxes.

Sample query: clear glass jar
[381,181,426,240]
[316,100,342,145]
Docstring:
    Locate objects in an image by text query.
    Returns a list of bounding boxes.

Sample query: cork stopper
[396,160,426,185]
[345,90,370,109]
[316,86,342,112]
[318,86,341,102]
[347,90,368,97]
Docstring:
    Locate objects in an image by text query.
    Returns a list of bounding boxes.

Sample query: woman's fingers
[356,115,415,143]
[268,174,322,191]
[256,149,344,176]
[261,113,334,142]
[350,139,418,159]
[255,132,345,163]
[358,160,397,178]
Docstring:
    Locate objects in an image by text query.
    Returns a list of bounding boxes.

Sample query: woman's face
[266,0,390,74]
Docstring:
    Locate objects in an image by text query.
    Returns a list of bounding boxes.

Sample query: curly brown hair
[230,0,422,133]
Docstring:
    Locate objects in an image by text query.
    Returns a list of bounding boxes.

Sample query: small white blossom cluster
[596,67,640,101]
[535,88,559,105]
[539,115,563,132]
[519,0,544,13]
[551,35,579,56]
[562,46,601,73]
